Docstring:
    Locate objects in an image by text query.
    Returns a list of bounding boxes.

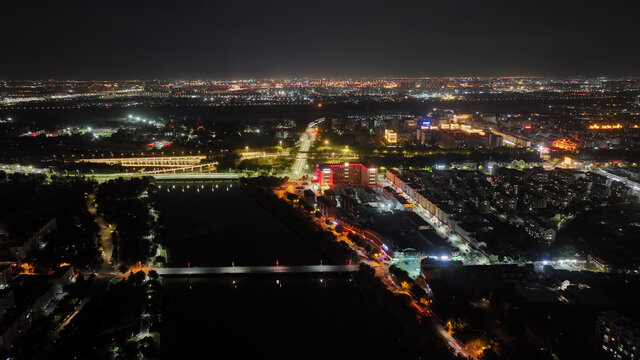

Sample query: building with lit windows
[315,163,378,188]
[595,310,640,360]
[552,138,579,151]
[384,129,398,144]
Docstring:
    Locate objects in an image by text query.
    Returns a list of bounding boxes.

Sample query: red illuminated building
[315,163,378,187]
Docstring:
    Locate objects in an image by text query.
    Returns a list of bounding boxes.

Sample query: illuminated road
[291,118,323,177]
[380,178,489,265]
[86,191,113,264]
[435,322,471,358]
[150,173,241,180]
[597,168,640,193]
[240,151,289,160]
[92,172,243,182]
[157,264,357,276]
[141,162,218,174]
[84,264,358,278]
[44,282,101,351]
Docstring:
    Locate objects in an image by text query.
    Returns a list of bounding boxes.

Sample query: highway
[291,119,323,177]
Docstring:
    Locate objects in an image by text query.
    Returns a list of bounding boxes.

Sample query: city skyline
[2,1,640,359]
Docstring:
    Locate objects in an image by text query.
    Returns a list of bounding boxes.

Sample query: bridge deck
[158,264,357,276]
[82,265,357,278]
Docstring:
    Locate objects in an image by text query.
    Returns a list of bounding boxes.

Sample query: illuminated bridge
[240,151,289,160]
[85,265,358,278]
[157,264,357,276]
[78,155,207,167]
[91,172,241,183]
[140,162,218,174]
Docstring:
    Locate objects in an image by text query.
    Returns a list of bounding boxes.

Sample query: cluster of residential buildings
[0,218,56,261]
[335,100,640,156]
[0,265,74,350]
[300,165,456,261]
[0,218,78,350]
[596,310,640,360]
[420,257,640,359]
[386,165,636,254]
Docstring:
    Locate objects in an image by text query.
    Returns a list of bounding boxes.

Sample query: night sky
[1,0,639,79]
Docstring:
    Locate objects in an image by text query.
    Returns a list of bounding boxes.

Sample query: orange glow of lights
[19,263,35,275]
[552,138,579,151]
[401,281,411,291]
[588,124,623,130]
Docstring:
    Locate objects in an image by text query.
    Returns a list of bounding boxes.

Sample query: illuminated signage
[420,117,432,130]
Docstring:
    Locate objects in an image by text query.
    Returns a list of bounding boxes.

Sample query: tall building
[486,132,504,148]
[595,310,640,360]
[315,163,378,188]
[384,129,398,144]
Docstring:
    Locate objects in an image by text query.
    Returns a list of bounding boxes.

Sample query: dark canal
[157,184,409,359]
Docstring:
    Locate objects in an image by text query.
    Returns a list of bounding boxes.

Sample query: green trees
[0,175,101,267]
[353,264,456,360]
[389,264,412,283]
[96,177,158,265]
[246,184,359,265]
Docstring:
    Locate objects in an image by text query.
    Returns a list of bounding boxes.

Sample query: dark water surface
[157,186,323,267]
[161,276,409,359]
[157,186,410,359]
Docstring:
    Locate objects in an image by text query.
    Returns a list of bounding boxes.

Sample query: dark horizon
[2,0,640,80]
